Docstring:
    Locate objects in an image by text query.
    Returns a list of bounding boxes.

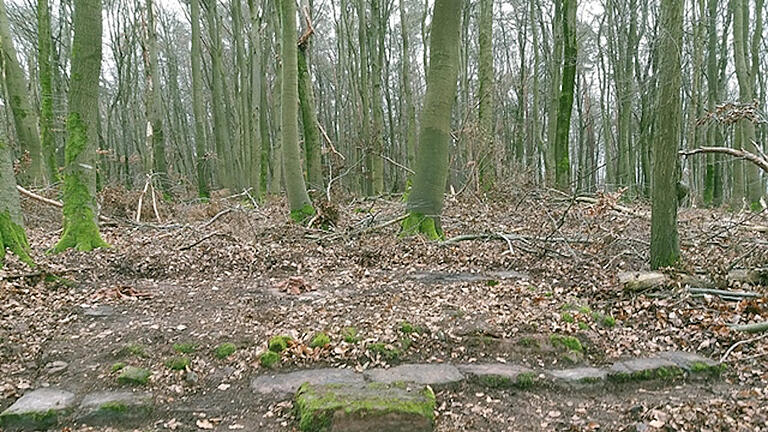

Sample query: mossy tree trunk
[553,0,576,191]
[401,0,462,240]
[369,0,385,195]
[53,0,109,253]
[190,0,209,198]
[248,0,262,197]
[279,0,313,221]
[204,0,231,189]
[297,8,323,193]
[38,0,58,182]
[650,0,682,269]
[703,0,722,206]
[0,139,33,267]
[0,0,44,185]
[477,0,494,189]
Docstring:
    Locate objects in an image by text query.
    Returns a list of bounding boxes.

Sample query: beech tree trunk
[0,0,44,184]
[279,0,314,220]
[650,0,682,269]
[54,0,109,252]
[0,138,33,266]
[402,0,462,240]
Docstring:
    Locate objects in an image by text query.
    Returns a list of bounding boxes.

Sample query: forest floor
[1,182,767,431]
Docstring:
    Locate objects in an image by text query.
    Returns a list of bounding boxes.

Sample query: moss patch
[0,409,59,431]
[117,366,151,385]
[399,212,444,241]
[215,343,237,359]
[260,351,281,368]
[165,356,190,370]
[368,343,401,361]
[120,343,147,358]
[342,327,360,344]
[290,204,316,223]
[309,332,331,348]
[550,334,583,352]
[172,342,197,354]
[0,211,34,267]
[268,335,293,352]
[110,362,126,373]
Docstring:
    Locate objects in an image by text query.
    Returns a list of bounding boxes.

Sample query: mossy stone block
[608,358,682,382]
[117,366,152,385]
[75,391,153,426]
[0,388,75,431]
[295,382,435,432]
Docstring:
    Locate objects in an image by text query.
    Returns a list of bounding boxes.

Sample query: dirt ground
[1,184,767,431]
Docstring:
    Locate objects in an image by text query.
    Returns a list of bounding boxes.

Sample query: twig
[680,147,768,173]
[720,333,768,363]
[317,123,345,160]
[136,176,151,223]
[16,185,62,208]
[687,287,760,299]
[728,321,768,334]
[379,153,415,174]
[178,231,221,251]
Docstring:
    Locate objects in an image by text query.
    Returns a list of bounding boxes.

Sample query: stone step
[295,382,436,432]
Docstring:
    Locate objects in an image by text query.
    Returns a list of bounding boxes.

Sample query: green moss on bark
[54,113,109,253]
[400,212,444,241]
[0,211,34,267]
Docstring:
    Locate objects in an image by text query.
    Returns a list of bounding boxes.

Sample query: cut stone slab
[295,382,435,432]
[608,357,683,382]
[656,351,722,375]
[251,368,363,396]
[547,367,607,386]
[76,391,153,426]
[365,364,463,386]
[0,388,76,431]
[117,366,152,385]
[458,363,536,388]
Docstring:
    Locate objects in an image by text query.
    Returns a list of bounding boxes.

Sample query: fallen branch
[575,196,647,218]
[728,321,768,334]
[687,287,760,299]
[17,185,112,223]
[178,231,221,251]
[620,270,768,291]
[720,333,768,363]
[680,147,768,173]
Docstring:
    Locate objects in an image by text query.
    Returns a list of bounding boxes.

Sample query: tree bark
[279,0,313,220]
[37,0,57,182]
[0,0,44,184]
[0,139,33,266]
[554,0,576,190]
[54,0,109,252]
[402,0,462,240]
[477,0,494,189]
[650,0,682,269]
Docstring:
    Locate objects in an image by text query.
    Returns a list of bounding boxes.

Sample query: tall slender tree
[0,0,44,184]
[54,0,109,252]
[401,0,462,240]
[477,0,494,188]
[38,0,57,181]
[554,0,577,190]
[279,0,314,220]
[297,1,323,191]
[190,0,209,198]
[650,0,682,268]
[145,0,167,194]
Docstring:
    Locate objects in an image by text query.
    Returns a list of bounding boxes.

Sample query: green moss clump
[578,322,590,330]
[561,312,575,323]
[550,334,583,352]
[399,321,418,334]
[601,315,616,327]
[260,351,281,369]
[99,401,127,413]
[515,372,536,390]
[342,327,360,343]
[268,335,293,352]
[478,375,512,388]
[215,343,237,359]
[578,306,592,315]
[399,336,413,351]
[172,342,197,354]
[368,343,401,361]
[122,343,147,358]
[518,336,540,348]
[486,279,499,287]
[165,356,190,370]
[290,204,316,223]
[111,362,126,373]
[399,212,444,241]
[309,332,331,348]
